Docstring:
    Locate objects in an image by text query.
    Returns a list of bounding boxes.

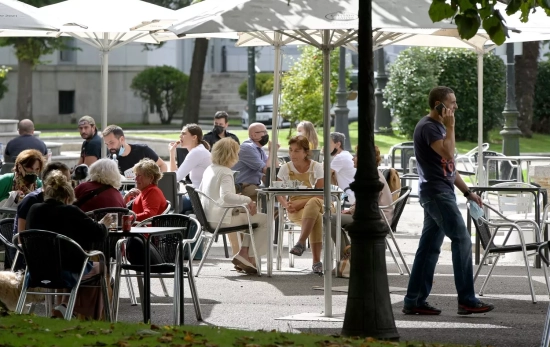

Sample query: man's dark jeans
[404,192,478,308]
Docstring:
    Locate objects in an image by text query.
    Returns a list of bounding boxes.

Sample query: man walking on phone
[403,86,494,316]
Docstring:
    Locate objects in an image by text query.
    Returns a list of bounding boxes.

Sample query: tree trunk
[515,41,540,138]
[17,58,33,121]
[182,38,209,125]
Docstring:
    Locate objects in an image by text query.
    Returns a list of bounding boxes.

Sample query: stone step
[52,152,80,169]
[44,142,62,156]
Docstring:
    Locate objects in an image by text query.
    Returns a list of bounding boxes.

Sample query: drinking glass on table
[308,172,317,188]
[108,213,119,231]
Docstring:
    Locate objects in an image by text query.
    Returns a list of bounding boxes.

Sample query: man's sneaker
[402,302,442,315]
[457,301,495,315]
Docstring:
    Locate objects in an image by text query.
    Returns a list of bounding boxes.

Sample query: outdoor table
[484,156,550,184]
[257,187,343,276]
[469,186,548,268]
[110,226,186,324]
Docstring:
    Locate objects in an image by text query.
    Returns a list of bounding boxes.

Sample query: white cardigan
[199,164,251,225]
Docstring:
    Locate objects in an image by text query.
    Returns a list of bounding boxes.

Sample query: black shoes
[402,302,442,315]
[457,300,495,315]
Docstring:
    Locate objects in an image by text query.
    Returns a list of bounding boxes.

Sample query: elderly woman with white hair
[74,159,126,212]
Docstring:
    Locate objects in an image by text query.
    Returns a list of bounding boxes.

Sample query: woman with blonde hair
[276,135,325,275]
[74,159,126,212]
[168,123,212,213]
[199,137,268,274]
[0,149,45,205]
[296,121,319,150]
[26,170,113,319]
[124,158,167,222]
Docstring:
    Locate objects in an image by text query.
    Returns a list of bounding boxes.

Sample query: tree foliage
[0,65,11,102]
[280,46,348,126]
[384,47,505,142]
[130,66,189,125]
[429,0,550,45]
[238,73,274,100]
[533,59,550,133]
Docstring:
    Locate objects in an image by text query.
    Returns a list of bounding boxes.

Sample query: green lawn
[0,314,476,347]
[41,124,550,155]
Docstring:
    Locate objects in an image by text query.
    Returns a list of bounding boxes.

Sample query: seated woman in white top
[199,137,268,274]
[169,123,212,213]
[329,132,356,204]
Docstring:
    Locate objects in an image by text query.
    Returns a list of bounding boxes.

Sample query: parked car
[241,94,291,129]
[242,93,358,129]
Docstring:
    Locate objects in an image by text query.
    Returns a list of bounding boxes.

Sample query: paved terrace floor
[18,198,550,347]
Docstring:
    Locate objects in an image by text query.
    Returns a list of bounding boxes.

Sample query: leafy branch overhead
[429,0,550,45]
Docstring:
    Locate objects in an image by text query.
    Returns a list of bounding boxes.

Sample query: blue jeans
[180,195,193,214]
[404,192,478,307]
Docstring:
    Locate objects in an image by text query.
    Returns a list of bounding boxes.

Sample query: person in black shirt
[4,119,48,162]
[102,124,167,175]
[77,116,102,166]
[203,111,240,150]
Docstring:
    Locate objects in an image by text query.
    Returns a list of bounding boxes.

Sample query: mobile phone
[435,103,447,115]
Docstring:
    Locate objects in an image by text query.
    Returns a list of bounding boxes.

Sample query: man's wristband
[463,189,472,198]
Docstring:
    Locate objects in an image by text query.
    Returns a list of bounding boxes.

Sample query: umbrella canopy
[170,0,455,36]
[0,0,61,31]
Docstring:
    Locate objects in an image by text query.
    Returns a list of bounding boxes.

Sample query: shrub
[384,47,505,142]
[533,60,550,133]
[238,73,274,100]
[130,66,189,125]
[280,46,348,126]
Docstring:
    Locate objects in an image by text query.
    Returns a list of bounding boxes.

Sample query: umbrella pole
[101,33,109,157]
[477,51,484,186]
[321,29,333,318]
[267,32,282,277]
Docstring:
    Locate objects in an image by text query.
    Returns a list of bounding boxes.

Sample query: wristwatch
[464,189,472,198]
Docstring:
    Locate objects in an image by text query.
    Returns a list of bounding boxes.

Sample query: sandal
[312,262,323,276]
[289,242,305,256]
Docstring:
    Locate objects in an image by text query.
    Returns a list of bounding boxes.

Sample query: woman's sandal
[312,261,323,276]
[289,242,305,256]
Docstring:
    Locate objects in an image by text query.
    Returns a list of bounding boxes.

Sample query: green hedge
[384,47,505,142]
[533,60,550,133]
[238,73,274,100]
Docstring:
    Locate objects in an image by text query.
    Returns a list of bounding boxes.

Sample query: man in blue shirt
[403,86,494,316]
[4,119,48,162]
[8,162,70,270]
[232,122,275,202]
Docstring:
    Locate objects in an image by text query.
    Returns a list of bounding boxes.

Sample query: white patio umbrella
[0,0,62,31]
[169,0,461,319]
[0,0,182,154]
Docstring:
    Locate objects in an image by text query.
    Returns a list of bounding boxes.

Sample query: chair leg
[101,274,112,322]
[288,232,294,268]
[125,269,138,306]
[385,239,404,275]
[521,248,537,303]
[247,230,261,277]
[196,233,218,277]
[387,231,411,275]
[160,278,170,297]
[222,234,229,258]
[542,260,550,299]
[479,256,500,297]
[186,262,202,321]
[15,285,28,314]
[112,263,123,322]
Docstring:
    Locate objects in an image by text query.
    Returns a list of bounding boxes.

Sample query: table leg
[143,236,151,323]
[178,238,184,325]
[276,205,284,270]
[267,194,274,277]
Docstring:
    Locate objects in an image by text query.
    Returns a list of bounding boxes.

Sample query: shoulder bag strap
[74,184,111,208]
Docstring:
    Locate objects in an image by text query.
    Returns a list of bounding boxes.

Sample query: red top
[74,181,126,213]
[132,184,167,221]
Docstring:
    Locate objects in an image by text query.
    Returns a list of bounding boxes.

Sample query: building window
[59,91,75,115]
[59,38,76,63]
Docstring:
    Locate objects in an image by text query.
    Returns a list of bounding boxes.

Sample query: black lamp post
[341,0,399,340]
[374,48,392,133]
[247,46,256,124]
[335,46,352,150]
